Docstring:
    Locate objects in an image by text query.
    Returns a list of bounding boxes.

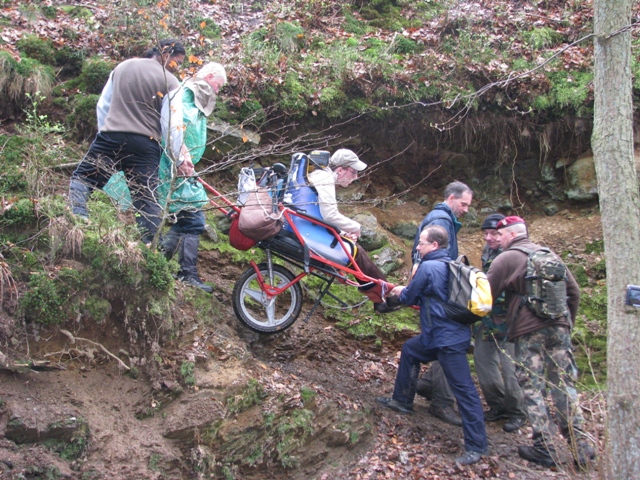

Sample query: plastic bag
[237,167,256,206]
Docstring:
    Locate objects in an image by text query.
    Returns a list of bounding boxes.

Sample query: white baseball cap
[329,149,367,172]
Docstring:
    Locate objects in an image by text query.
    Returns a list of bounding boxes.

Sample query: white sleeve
[160,86,185,164]
[309,169,361,234]
[96,73,113,131]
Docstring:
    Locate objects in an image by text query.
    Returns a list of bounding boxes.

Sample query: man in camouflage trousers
[486,216,596,469]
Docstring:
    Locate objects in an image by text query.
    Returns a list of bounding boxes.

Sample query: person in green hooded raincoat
[158,62,227,293]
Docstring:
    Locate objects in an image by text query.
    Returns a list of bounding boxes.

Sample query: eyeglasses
[418,240,434,246]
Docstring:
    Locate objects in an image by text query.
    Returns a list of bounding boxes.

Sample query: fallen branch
[60,329,130,371]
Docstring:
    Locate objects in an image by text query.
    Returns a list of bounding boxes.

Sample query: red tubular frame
[197,178,387,300]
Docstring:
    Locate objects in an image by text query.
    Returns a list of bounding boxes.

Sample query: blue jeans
[72,131,162,242]
[392,336,487,453]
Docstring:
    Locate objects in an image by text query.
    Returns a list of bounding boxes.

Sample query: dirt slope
[0,211,604,479]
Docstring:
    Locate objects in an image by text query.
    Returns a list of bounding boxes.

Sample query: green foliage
[142,248,175,292]
[343,9,369,35]
[180,361,196,385]
[23,92,65,135]
[0,52,55,116]
[40,5,58,19]
[54,46,86,76]
[276,408,314,468]
[44,417,90,461]
[59,6,94,20]
[226,379,267,414]
[20,271,77,325]
[274,22,306,53]
[533,70,593,114]
[574,284,607,388]
[584,239,604,255]
[16,35,57,65]
[77,58,114,94]
[2,247,43,280]
[81,296,111,322]
[67,94,99,140]
[0,198,37,228]
[394,36,419,55]
[523,27,562,50]
[299,386,316,406]
[197,17,221,39]
[567,263,589,288]
[237,98,266,126]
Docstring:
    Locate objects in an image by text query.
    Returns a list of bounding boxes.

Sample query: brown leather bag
[238,187,282,241]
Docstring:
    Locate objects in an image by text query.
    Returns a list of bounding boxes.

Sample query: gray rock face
[371,246,405,275]
[566,153,598,202]
[353,212,389,251]
[387,221,419,240]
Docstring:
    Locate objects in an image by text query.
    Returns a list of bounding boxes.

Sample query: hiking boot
[177,234,213,294]
[386,294,403,309]
[375,397,413,414]
[428,405,463,426]
[574,440,596,469]
[373,301,401,314]
[503,416,526,433]
[518,445,556,468]
[455,449,485,466]
[179,274,214,294]
[484,407,508,422]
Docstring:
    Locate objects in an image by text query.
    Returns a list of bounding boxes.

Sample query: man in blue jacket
[376,225,487,466]
[411,181,473,426]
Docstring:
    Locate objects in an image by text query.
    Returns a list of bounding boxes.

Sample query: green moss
[274,22,305,53]
[280,72,310,116]
[59,6,94,20]
[394,36,419,55]
[77,58,114,94]
[81,297,111,322]
[0,198,37,227]
[67,94,99,140]
[574,284,607,388]
[584,239,604,254]
[299,386,316,407]
[523,27,563,50]
[226,379,267,414]
[0,135,30,165]
[276,408,314,468]
[20,272,74,325]
[197,17,221,39]
[343,10,369,35]
[318,86,347,118]
[238,98,266,125]
[143,248,175,292]
[567,263,589,288]
[180,361,196,386]
[16,35,56,66]
[40,5,58,19]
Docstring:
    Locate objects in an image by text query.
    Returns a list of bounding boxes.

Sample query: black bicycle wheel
[232,263,303,333]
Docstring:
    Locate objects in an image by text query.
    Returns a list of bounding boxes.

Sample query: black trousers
[72,131,162,241]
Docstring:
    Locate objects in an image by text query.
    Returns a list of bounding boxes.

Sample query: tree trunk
[592,1,640,478]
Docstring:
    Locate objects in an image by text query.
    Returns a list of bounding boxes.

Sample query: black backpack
[510,246,569,320]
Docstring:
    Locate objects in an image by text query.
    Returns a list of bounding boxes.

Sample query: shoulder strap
[508,246,532,255]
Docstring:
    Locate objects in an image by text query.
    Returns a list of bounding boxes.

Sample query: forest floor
[0,207,605,480]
